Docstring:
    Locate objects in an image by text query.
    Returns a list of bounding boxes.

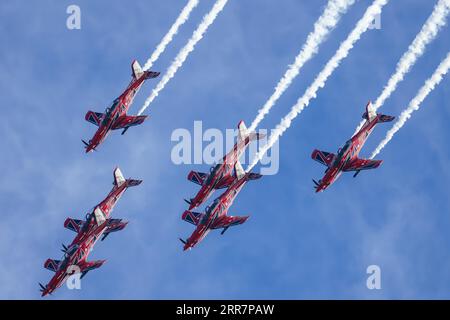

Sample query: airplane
[185,120,264,210]
[311,101,394,192]
[39,167,142,296]
[180,161,262,251]
[82,60,160,152]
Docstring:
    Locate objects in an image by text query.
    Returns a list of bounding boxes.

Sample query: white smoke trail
[143,0,200,71]
[138,0,228,115]
[248,0,356,133]
[370,52,450,158]
[354,0,450,134]
[247,0,388,172]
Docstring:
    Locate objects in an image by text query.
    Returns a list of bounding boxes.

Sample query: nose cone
[85,143,97,153]
[315,183,328,193]
[183,239,195,251]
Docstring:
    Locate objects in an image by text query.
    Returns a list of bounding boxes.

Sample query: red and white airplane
[180,161,262,251]
[311,101,394,192]
[83,60,159,152]
[39,168,142,296]
[185,120,264,210]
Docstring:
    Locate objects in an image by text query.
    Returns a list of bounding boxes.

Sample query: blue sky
[0,0,449,299]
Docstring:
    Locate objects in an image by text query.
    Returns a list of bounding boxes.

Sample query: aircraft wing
[78,260,106,279]
[211,215,249,230]
[215,174,235,189]
[181,211,204,226]
[101,219,128,241]
[64,218,83,233]
[342,157,382,172]
[111,115,147,130]
[85,111,105,126]
[44,259,61,272]
[187,171,208,186]
[311,149,335,167]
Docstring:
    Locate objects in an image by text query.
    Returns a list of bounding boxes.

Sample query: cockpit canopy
[338,140,352,155]
[102,99,120,125]
[64,244,79,258]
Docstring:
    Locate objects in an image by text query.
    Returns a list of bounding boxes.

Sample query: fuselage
[184,176,248,250]
[41,183,127,296]
[86,76,147,152]
[188,134,256,210]
[315,116,379,192]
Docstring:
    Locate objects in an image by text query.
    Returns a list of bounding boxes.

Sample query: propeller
[184,199,192,205]
[353,170,361,178]
[221,227,229,235]
[61,244,69,254]
[39,283,46,292]
[179,238,187,245]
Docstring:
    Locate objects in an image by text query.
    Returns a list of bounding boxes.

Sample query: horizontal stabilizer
[126,179,142,187]
[377,114,395,123]
[145,71,160,79]
[247,172,263,181]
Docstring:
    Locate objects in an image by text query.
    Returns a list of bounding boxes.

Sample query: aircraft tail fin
[131,60,145,80]
[234,161,246,180]
[237,120,249,141]
[362,101,377,122]
[362,101,395,124]
[113,167,142,188]
[237,120,265,141]
[113,167,126,186]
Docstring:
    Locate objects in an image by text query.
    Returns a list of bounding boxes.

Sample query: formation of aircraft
[82,60,160,152]
[184,120,264,210]
[39,168,141,296]
[41,53,400,295]
[311,101,394,192]
[180,161,262,250]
